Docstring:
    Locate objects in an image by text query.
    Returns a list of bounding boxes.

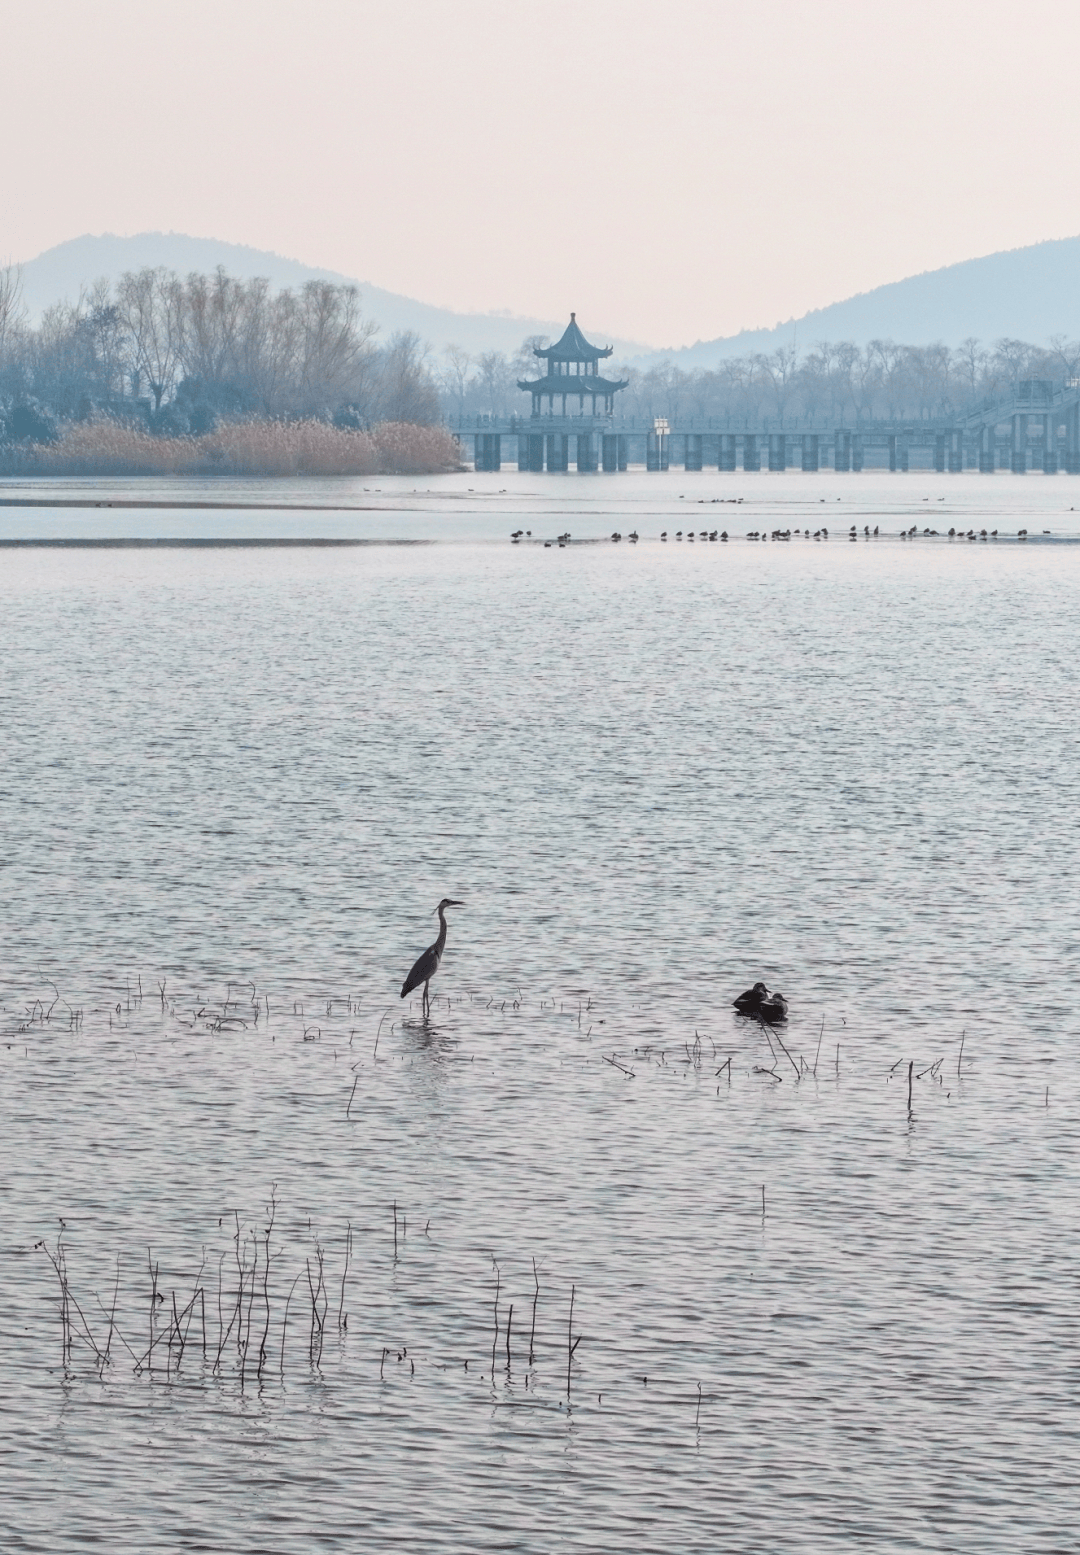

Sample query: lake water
[2,472,1079,1552]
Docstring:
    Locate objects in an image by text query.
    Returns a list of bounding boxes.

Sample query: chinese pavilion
[517,314,628,417]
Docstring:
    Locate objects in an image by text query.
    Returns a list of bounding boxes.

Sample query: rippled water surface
[2,474,1079,1552]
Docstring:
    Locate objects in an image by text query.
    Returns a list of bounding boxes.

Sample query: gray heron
[400,899,464,1017]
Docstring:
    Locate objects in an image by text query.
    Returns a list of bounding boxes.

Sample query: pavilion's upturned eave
[518,375,629,395]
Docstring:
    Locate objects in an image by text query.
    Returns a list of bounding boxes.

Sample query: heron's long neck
[434,908,449,955]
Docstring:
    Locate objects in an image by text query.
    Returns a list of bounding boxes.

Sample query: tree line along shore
[0,265,460,477]
[4,259,1077,475]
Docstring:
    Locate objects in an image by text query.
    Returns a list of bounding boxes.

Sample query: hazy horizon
[18,226,1080,356]
[4,0,1080,348]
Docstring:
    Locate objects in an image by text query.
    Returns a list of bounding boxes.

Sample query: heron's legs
[422,980,430,1018]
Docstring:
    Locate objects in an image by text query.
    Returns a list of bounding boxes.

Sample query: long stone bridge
[454,379,1080,475]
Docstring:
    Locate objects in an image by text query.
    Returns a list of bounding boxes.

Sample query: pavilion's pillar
[768,433,786,472]
[576,431,597,472]
[1044,413,1058,473]
[802,434,819,472]
[617,435,628,471]
[719,434,737,471]
[602,434,617,472]
[685,433,703,471]
[743,434,760,471]
[529,433,544,472]
[1011,414,1027,473]
[834,430,850,471]
[517,434,529,472]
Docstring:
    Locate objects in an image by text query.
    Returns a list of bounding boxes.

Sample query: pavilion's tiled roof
[534,314,613,362]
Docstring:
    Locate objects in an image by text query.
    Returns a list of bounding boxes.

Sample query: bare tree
[115,268,185,410]
[441,344,472,417]
[753,346,799,426]
[1046,334,1080,384]
[377,331,439,424]
[476,351,513,416]
[0,265,25,368]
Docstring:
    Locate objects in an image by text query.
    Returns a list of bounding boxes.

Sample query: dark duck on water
[733,981,788,1023]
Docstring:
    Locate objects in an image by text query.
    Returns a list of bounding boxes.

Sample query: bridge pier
[852,434,864,472]
[519,433,543,472]
[977,424,995,473]
[767,433,786,472]
[1011,413,1028,473]
[475,432,501,472]
[719,434,737,471]
[1066,404,1080,473]
[1043,413,1058,473]
[576,431,597,472]
[546,433,568,472]
[834,430,851,472]
[685,433,703,471]
[743,434,760,472]
[802,434,819,472]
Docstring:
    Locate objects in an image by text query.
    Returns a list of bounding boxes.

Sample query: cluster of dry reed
[0,419,462,478]
[36,1200,591,1403]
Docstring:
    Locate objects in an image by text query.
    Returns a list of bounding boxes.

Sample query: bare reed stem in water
[566,1284,582,1399]
[529,1257,540,1367]
[338,1222,352,1330]
[491,1262,501,1382]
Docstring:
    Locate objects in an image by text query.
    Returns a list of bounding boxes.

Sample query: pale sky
[4,0,1080,347]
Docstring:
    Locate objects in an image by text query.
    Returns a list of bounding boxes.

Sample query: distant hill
[15,232,647,360]
[660,236,1080,367]
[16,230,1080,369]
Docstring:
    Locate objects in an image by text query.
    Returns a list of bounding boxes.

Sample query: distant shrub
[9,399,58,444]
[0,417,463,477]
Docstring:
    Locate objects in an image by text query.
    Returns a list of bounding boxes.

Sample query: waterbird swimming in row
[401,899,464,1017]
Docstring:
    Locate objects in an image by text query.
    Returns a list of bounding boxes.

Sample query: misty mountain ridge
[14,230,1080,369]
[667,235,1080,365]
[15,233,647,361]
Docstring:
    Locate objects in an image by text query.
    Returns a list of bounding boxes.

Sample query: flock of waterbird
[511,523,1052,546]
[400,899,788,1027]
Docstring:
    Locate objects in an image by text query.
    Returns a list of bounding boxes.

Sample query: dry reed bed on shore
[0,419,463,478]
